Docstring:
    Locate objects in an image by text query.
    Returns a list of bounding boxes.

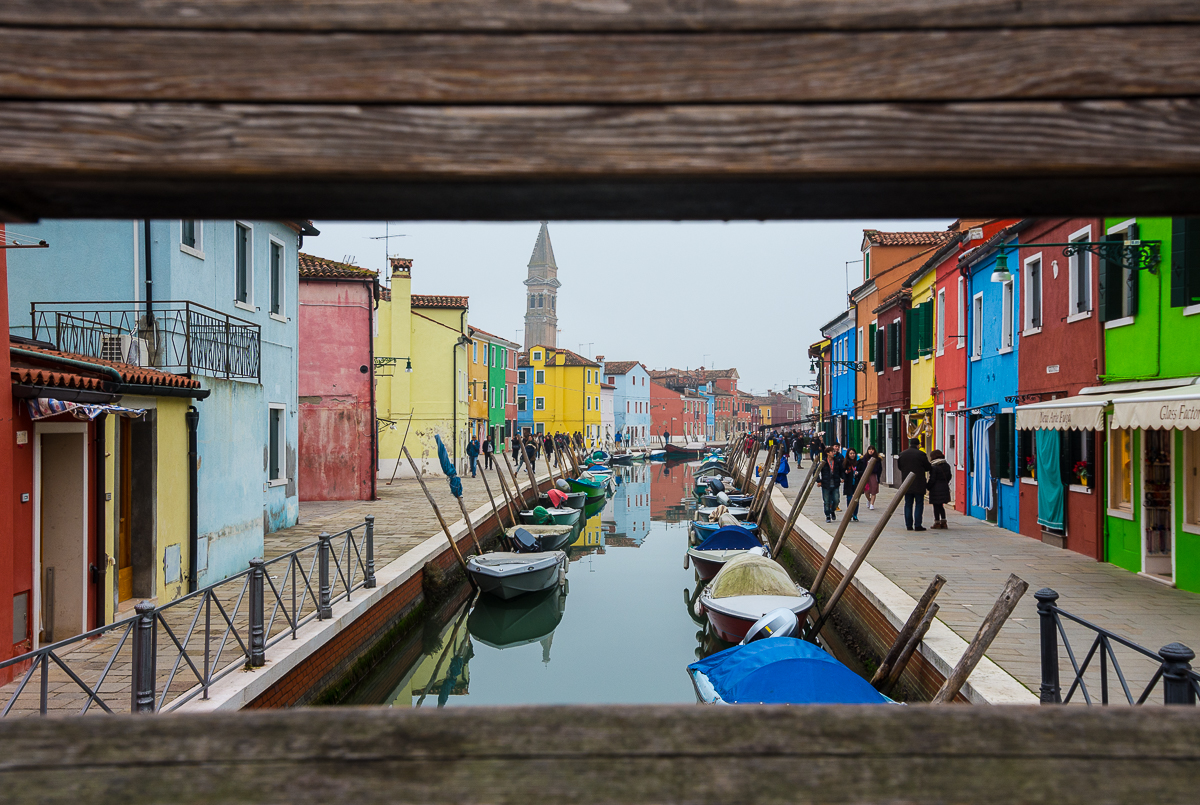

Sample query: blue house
[821,309,859,449]
[963,224,1026,533]
[604,360,651,446]
[7,218,316,586]
[612,466,651,544]
[516,357,535,435]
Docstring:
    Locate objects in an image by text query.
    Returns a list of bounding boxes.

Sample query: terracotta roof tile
[601,360,641,375]
[468,326,520,348]
[12,343,202,390]
[545,348,599,368]
[298,253,378,280]
[863,230,955,248]
[411,294,468,309]
[12,365,108,393]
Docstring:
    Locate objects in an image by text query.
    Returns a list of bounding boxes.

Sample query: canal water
[340,459,861,708]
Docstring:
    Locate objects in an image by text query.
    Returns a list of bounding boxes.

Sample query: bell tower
[523,221,560,350]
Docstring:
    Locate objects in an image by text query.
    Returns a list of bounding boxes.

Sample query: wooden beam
[4,0,1197,32]
[2,26,1198,104]
[1,706,1198,803]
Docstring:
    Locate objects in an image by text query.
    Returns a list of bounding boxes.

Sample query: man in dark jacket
[896,438,932,531]
[466,437,480,477]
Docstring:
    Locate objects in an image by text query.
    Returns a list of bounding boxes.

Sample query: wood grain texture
[1,705,1198,804]
[2,26,1198,103]
[4,0,1199,32]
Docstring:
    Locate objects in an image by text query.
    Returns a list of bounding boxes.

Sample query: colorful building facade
[524,345,602,446]
[604,360,651,446]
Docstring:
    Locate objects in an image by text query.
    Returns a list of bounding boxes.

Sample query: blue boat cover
[692,520,758,535]
[696,526,761,551]
[688,638,892,705]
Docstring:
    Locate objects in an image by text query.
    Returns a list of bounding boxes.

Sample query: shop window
[1109,424,1133,512]
[1186,429,1200,528]
[1066,430,1096,488]
[991,413,1016,481]
[1018,429,1035,478]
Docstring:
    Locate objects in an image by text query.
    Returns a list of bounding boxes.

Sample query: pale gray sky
[307,220,950,394]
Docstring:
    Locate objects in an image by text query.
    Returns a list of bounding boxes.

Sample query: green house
[1099,217,1200,593]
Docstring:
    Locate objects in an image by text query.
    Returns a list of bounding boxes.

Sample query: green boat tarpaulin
[1035,429,1064,531]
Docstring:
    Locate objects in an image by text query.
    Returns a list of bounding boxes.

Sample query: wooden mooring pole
[931,573,1029,704]
[871,574,947,690]
[770,458,819,559]
[808,457,881,595]
[402,446,470,576]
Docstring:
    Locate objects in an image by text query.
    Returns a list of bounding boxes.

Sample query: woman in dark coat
[927,448,953,529]
[842,448,860,521]
[817,446,844,523]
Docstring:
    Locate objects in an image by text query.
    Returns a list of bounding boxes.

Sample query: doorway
[35,424,89,646]
[1142,428,1174,582]
[944,411,956,504]
[117,413,158,608]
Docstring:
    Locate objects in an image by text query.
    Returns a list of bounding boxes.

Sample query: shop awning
[1015,393,1111,431]
[1110,379,1200,430]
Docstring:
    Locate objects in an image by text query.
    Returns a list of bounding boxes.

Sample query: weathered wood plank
[0,706,1198,804]
[4,0,1199,32]
[2,26,1198,103]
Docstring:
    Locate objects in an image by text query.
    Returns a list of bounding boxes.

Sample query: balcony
[28,301,261,381]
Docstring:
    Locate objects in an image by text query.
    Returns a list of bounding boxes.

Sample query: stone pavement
[779,455,1200,702]
[0,465,539,718]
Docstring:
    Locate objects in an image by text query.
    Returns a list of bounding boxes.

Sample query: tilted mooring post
[130,600,157,713]
[248,558,266,667]
[364,515,377,589]
[1160,643,1197,705]
[317,532,333,619]
[1035,588,1062,704]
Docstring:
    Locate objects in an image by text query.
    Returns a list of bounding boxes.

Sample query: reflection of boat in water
[583,495,608,519]
[468,584,568,653]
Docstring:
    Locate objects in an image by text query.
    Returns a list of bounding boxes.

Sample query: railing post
[130,600,157,713]
[248,558,266,667]
[1160,643,1197,705]
[364,515,377,589]
[1035,588,1062,704]
[318,532,333,619]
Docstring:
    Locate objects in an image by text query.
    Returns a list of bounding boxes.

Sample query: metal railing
[29,300,261,381]
[1036,588,1199,706]
[0,517,376,716]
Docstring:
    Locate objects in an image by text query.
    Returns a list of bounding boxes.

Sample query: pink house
[297,254,380,501]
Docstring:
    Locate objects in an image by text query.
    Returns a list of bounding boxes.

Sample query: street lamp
[990,251,1013,284]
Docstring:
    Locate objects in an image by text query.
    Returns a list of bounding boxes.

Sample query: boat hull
[467,551,566,600]
[702,594,815,643]
[666,443,709,458]
[566,477,607,499]
[519,507,581,527]
[700,493,753,507]
[691,520,757,541]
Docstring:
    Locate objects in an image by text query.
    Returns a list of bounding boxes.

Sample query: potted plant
[1074,460,1089,487]
[1025,455,1036,479]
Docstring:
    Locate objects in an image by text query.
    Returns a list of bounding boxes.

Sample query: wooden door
[118,421,133,602]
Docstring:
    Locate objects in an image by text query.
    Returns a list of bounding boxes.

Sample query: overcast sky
[307,220,951,394]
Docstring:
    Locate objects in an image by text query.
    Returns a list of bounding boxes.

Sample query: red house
[1013,218,1106,559]
[297,254,380,502]
[649,378,684,445]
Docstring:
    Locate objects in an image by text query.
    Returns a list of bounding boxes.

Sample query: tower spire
[523,222,560,350]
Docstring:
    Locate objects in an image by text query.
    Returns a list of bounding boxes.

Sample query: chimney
[390,257,413,277]
[596,355,605,362]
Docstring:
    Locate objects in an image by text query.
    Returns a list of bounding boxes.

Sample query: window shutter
[888,323,898,367]
[1171,218,1200,308]
[922,301,934,354]
[875,328,884,371]
[868,323,876,362]
[1100,233,1123,322]
[989,418,1002,480]
[1127,223,1139,317]
[904,310,914,362]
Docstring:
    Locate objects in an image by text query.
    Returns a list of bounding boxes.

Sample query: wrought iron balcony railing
[29,301,261,382]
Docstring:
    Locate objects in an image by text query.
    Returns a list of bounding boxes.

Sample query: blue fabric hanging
[1036,429,1064,530]
[435,434,463,497]
[776,455,790,488]
[970,418,993,512]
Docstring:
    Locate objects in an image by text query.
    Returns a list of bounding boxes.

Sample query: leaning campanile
[523,221,560,350]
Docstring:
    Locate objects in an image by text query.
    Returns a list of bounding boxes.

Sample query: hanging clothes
[776,454,790,489]
[970,418,994,512]
[26,398,145,422]
[1035,429,1065,531]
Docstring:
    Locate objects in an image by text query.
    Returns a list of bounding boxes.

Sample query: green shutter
[1127,223,1139,317]
[868,323,876,362]
[1099,233,1123,322]
[1172,218,1190,308]
[923,301,934,355]
[874,327,883,372]
[904,309,914,362]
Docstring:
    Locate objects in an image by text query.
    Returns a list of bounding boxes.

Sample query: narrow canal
[339,459,865,708]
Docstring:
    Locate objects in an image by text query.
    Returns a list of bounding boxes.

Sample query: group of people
[465,431,586,478]
[811,437,953,532]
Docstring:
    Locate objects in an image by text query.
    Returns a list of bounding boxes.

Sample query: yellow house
[375,258,471,477]
[904,257,938,445]
[526,345,603,448]
[466,326,490,442]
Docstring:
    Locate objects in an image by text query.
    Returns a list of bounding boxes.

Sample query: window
[1186,429,1200,527]
[532,351,542,361]
[1102,220,1138,323]
[181,220,203,257]
[235,223,252,306]
[971,293,983,359]
[869,321,877,368]
[857,327,863,362]
[518,370,526,384]
[958,276,966,349]
[627,401,630,413]
[1069,226,1093,316]
[535,397,545,410]
[268,404,286,483]
[535,422,545,434]
[269,238,284,317]
[529,295,535,308]
[1023,254,1042,333]
[587,396,592,411]
[489,385,495,408]
[1171,218,1200,310]
[608,376,615,384]
[864,248,871,279]
[1066,429,1095,488]
[535,369,545,384]
[551,296,556,310]
[537,294,544,308]
[936,289,946,356]
[1109,423,1133,512]
[472,342,477,363]
[1000,279,1014,351]
[517,395,527,412]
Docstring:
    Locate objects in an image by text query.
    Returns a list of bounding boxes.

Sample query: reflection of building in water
[569,510,606,561]
[610,465,651,545]
[388,609,472,708]
[649,461,695,522]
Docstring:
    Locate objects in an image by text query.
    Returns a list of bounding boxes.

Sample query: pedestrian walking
[525,437,539,473]
[543,434,555,466]
[897,438,932,531]
[663,429,671,448]
[842,448,860,521]
[817,446,844,523]
[466,436,480,478]
[793,432,805,468]
[861,444,882,509]
[928,449,953,529]
[483,436,495,469]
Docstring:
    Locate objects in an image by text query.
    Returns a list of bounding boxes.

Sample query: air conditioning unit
[100,333,151,367]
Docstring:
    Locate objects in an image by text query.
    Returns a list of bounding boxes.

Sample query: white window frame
[957,276,966,349]
[535,397,545,411]
[971,292,983,360]
[535,369,545,384]
[1067,224,1093,322]
[1000,279,1014,353]
[1022,252,1043,336]
[1184,428,1200,535]
[532,350,542,361]
[180,220,204,259]
[518,370,526,384]
[891,316,901,371]
[268,234,287,322]
[857,327,863,362]
[936,288,946,356]
[234,221,254,312]
[587,395,592,411]
[1107,218,1138,322]
[517,395,527,412]
[472,341,477,363]
[267,403,287,486]
[1107,416,1135,520]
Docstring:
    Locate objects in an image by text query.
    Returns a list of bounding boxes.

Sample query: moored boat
[566,476,607,499]
[519,507,581,527]
[540,490,588,510]
[611,452,634,465]
[505,524,577,553]
[666,442,709,458]
[700,493,753,507]
[686,526,764,581]
[699,553,814,642]
[696,505,750,521]
[466,551,568,600]
[691,520,758,541]
[648,449,666,460]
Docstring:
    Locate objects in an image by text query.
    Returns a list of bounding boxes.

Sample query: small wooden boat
[468,584,568,650]
[629,450,649,462]
[466,551,567,600]
[589,449,612,465]
[584,464,614,477]
[505,524,577,553]
[649,449,666,460]
[566,476,607,500]
[700,493,754,507]
[540,491,588,510]
[691,520,758,541]
[666,442,709,458]
[519,507,581,527]
[696,505,750,521]
[686,526,764,581]
[699,554,814,643]
[688,638,894,705]
[611,452,634,465]
[693,476,735,496]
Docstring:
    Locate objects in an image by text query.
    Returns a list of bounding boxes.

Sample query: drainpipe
[453,309,466,471]
[186,406,199,593]
[143,220,153,315]
[93,414,107,627]
[368,280,378,500]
